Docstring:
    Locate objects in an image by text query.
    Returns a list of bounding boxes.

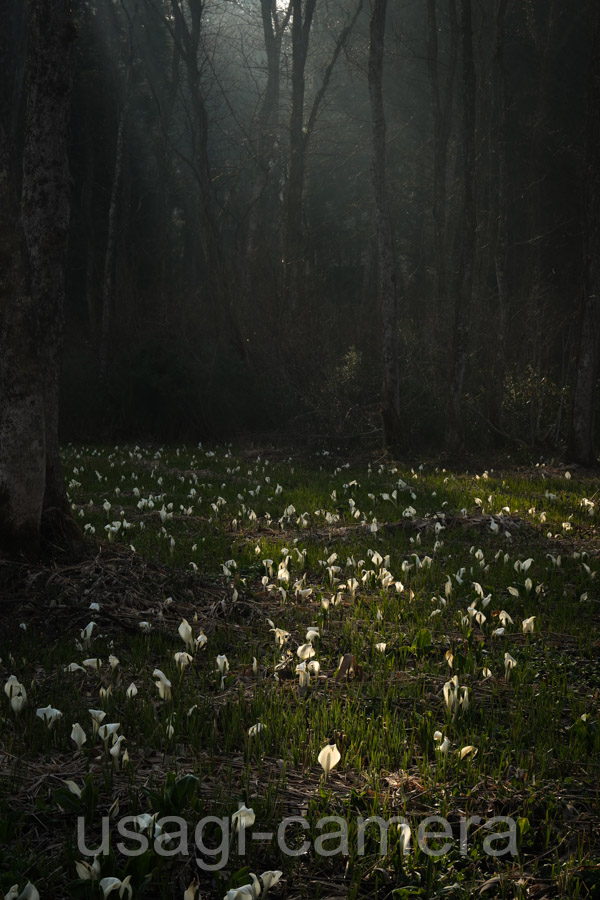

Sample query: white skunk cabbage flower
[504,652,517,680]
[36,705,63,727]
[99,875,132,898]
[318,742,341,780]
[178,619,194,652]
[153,669,172,700]
[231,804,255,831]
[71,722,87,750]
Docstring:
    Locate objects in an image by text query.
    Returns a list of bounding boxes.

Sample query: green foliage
[143,772,200,818]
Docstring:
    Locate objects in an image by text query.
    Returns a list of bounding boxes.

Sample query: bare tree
[244,0,292,276]
[283,0,317,311]
[283,0,363,311]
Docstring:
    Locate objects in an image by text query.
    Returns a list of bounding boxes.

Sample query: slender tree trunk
[0,0,76,554]
[99,100,128,380]
[99,3,137,379]
[368,0,402,450]
[523,0,556,446]
[445,0,476,451]
[283,0,316,312]
[568,14,600,465]
[244,0,289,273]
[427,0,458,319]
[488,0,510,439]
[82,111,98,343]
[241,0,291,336]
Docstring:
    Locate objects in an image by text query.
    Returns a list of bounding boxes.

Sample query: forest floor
[1,444,599,900]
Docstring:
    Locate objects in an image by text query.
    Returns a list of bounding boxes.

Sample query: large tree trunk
[445,0,476,452]
[368,0,403,450]
[0,131,46,550]
[0,0,76,555]
[567,14,600,465]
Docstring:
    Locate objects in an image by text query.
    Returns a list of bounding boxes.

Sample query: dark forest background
[7,0,598,454]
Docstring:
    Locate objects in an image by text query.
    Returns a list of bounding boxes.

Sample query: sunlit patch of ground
[1,445,599,899]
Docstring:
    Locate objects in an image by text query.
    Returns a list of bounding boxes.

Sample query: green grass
[1,444,600,899]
